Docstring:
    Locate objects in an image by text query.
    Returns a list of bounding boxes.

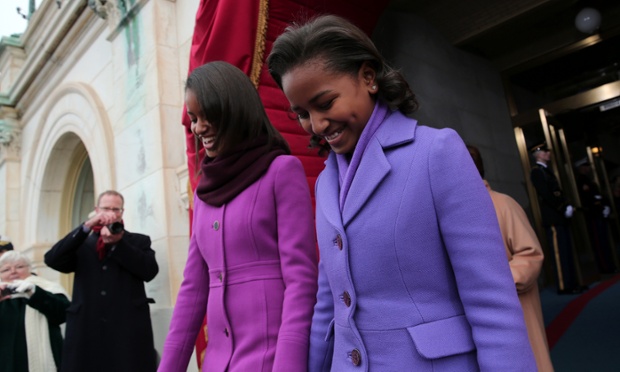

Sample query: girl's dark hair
[268,14,418,116]
[466,145,485,179]
[185,61,290,156]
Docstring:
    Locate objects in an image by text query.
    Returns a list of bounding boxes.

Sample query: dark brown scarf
[196,135,289,206]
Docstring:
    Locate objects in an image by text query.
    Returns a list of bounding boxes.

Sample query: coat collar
[317,110,418,227]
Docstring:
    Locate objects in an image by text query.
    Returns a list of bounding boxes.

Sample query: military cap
[574,157,590,167]
[529,142,549,153]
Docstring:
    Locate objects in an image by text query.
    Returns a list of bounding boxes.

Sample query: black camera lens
[107,222,124,235]
[1,287,16,297]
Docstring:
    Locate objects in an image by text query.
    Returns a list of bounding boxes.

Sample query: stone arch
[22,82,115,256]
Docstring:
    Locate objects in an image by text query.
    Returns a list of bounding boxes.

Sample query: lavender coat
[309,111,536,371]
[160,155,318,372]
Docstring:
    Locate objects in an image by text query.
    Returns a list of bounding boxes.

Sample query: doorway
[512,81,620,289]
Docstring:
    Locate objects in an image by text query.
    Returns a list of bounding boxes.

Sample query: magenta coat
[160,155,318,372]
[309,110,536,371]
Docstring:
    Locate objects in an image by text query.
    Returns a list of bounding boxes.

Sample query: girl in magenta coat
[268,15,536,371]
[159,62,318,371]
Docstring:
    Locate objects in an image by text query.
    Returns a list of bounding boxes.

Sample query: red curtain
[182,0,389,368]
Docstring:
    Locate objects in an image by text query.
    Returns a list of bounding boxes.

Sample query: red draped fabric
[182,0,389,368]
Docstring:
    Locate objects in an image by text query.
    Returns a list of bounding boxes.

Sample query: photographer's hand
[84,210,118,229]
[8,280,35,298]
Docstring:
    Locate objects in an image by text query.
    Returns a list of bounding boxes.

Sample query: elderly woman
[0,250,70,372]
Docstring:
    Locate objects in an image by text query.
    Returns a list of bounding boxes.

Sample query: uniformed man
[530,143,580,294]
[574,157,616,274]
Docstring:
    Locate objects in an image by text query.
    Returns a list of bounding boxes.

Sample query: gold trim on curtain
[187,178,194,211]
[250,0,269,88]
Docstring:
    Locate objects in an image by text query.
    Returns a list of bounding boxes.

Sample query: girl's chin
[328,140,355,155]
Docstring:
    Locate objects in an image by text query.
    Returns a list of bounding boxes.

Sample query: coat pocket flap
[132,297,150,307]
[407,315,475,359]
[66,303,82,313]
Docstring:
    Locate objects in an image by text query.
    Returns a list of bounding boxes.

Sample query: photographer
[0,251,70,372]
[44,190,159,372]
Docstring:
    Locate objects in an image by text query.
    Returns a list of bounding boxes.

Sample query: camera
[1,287,16,297]
[107,221,124,235]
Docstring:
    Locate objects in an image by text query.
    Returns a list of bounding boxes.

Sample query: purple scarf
[336,100,390,211]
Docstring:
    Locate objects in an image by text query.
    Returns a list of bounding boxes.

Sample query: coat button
[218,273,223,282]
[351,349,361,366]
[101,290,107,296]
[342,291,351,307]
[213,220,220,230]
[334,234,343,250]
[102,265,107,270]
[224,328,229,337]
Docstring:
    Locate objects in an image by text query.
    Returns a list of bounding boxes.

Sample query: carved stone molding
[0,107,22,160]
[176,164,190,211]
[88,0,122,27]
[0,124,22,160]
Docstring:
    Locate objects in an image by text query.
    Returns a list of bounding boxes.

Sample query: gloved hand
[603,206,611,218]
[564,205,574,218]
[8,280,35,298]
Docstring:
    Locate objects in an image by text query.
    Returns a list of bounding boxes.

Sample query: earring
[372,85,377,90]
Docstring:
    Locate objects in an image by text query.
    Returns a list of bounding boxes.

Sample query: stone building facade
[0,0,544,364]
[0,0,200,355]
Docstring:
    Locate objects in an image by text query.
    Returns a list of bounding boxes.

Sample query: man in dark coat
[575,157,616,274]
[45,190,159,372]
[530,143,581,294]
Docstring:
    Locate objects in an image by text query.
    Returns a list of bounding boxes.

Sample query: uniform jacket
[530,163,569,226]
[309,110,536,371]
[486,181,554,372]
[160,155,318,372]
[44,227,159,372]
[575,173,605,217]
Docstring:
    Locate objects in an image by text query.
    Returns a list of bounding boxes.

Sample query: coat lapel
[342,138,391,226]
[317,155,345,229]
[342,112,418,226]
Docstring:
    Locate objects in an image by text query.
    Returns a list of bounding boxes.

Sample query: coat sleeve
[159,199,210,372]
[308,260,334,372]
[494,193,544,294]
[109,233,159,282]
[428,129,536,370]
[44,226,90,273]
[308,172,335,372]
[272,156,319,371]
[27,287,71,326]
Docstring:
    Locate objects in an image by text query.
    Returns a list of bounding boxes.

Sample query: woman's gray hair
[0,250,32,272]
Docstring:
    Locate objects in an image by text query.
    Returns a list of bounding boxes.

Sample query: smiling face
[186,88,219,158]
[282,59,377,155]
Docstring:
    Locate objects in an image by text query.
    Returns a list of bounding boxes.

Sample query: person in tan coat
[468,145,554,372]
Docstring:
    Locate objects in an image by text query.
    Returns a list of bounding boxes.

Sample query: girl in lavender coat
[268,15,536,371]
[159,62,318,371]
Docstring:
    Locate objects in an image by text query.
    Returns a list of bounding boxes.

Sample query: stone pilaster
[0,106,21,241]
